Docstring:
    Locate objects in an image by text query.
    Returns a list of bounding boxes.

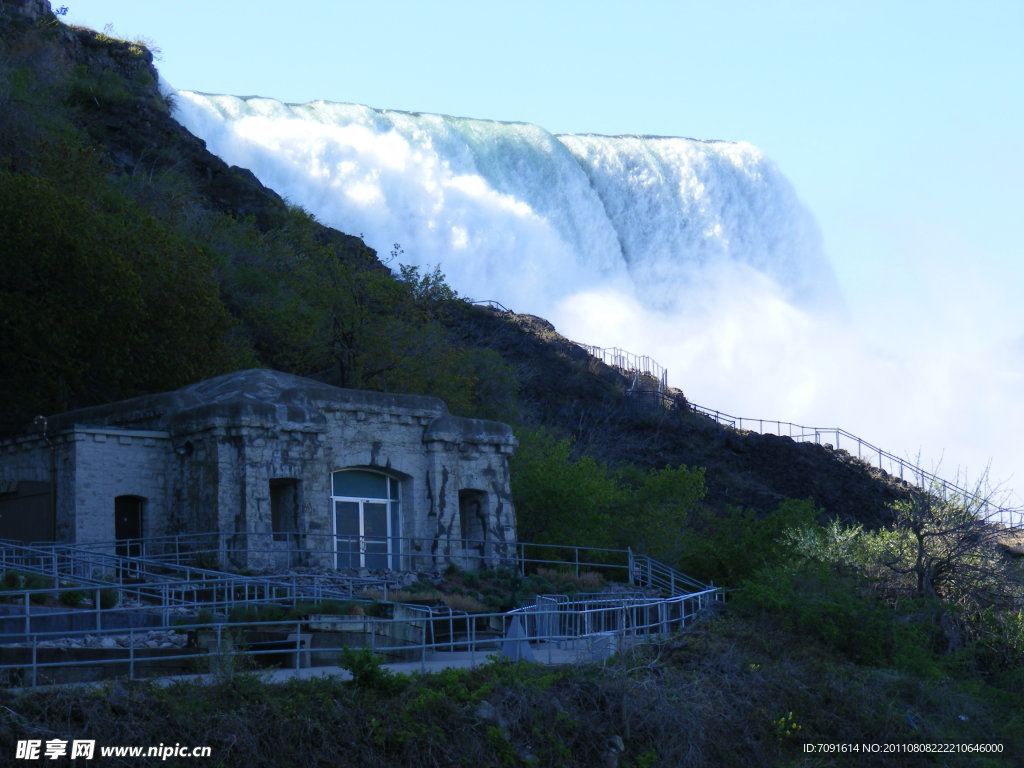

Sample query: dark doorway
[270,478,300,542]
[114,495,144,558]
[459,489,488,565]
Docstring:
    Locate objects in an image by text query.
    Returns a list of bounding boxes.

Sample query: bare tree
[877,468,1024,651]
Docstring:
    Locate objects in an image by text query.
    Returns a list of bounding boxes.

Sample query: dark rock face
[1,0,377,264]
[0,0,51,23]
[446,304,912,524]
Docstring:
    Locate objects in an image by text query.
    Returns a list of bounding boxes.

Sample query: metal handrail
[572,343,669,393]
[629,553,710,596]
[568,341,1021,527]
[0,587,725,687]
[689,404,1023,527]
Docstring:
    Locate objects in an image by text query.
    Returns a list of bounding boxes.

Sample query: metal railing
[0,586,725,687]
[0,536,711,635]
[569,342,1022,528]
[630,554,710,596]
[688,404,1023,527]
[573,343,669,393]
[2,533,651,588]
[469,299,513,313]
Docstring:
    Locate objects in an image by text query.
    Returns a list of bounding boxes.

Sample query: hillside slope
[0,0,910,525]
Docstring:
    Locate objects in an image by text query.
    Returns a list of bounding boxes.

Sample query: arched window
[331,469,401,570]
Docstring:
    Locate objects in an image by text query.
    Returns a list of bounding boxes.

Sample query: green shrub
[734,561,941,674]
[59,589,87,607]
[678,498,817,586]
[338,648,406,695]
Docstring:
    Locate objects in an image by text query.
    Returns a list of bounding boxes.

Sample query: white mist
[172,92,1022,506]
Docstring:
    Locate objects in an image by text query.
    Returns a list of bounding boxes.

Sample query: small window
[459,489,488,543]
[270,479,300,541]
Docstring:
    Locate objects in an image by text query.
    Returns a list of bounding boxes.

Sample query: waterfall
[171,92,840,316]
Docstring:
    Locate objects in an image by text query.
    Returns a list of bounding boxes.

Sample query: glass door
[362,502,389,570]
[334,500,361,569]
[331,470,401,571]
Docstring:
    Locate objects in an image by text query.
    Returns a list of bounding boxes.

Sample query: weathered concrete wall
[0,369,517,572]
[69,429,169,543]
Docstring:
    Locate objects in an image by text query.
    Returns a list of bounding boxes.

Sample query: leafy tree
[510,429,706,561]
[510,428,621,547]
[677,498,818,586]
[613,463,706,562]
[0,166,245,431]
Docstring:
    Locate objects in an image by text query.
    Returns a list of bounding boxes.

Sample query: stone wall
[68,429,169,543]
[0,370,517,572]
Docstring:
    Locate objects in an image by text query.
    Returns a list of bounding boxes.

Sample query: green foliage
[226,603,291,624]
[5,627,1024,767]
[338,647,406,695]
[68,63,131,108]
[677,498,817,586]
[433,565,606,611]
[197,211,517,418]
[58,589,87,607]
[745,508,1024,678]
[397,262,459,304]
[734,560,942,673]
[1,35,518,428]
[510,428,621,547]
[510,428,705,561]
[614,463,706,562]
[873,483,1021,617]
[0,163,248,429]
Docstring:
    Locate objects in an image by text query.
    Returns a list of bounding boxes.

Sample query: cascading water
[168,91,1022,504]
[171,93,841,316]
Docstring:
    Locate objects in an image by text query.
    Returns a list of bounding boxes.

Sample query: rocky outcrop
[1,0,377,264]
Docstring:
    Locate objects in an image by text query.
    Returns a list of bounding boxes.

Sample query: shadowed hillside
[4,3,1024,765]
[0,0,911,525]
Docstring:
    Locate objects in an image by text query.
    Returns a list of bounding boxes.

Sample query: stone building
[0,369,518,572]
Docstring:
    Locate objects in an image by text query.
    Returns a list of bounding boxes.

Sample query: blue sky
[63,0,1024,496]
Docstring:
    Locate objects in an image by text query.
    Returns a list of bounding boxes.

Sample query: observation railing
[0,586,724,687]
[570,342,1023,528]
[689,404,1024,528]
[573,343,669,393]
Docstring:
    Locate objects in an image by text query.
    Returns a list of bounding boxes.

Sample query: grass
[1,611,1019,767]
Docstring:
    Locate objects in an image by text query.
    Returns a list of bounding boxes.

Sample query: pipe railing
[573,343,669,393]
[569,341,1022,528]
[689,404,1024,528]
[0,586,724,687]
[2,534,656,588]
